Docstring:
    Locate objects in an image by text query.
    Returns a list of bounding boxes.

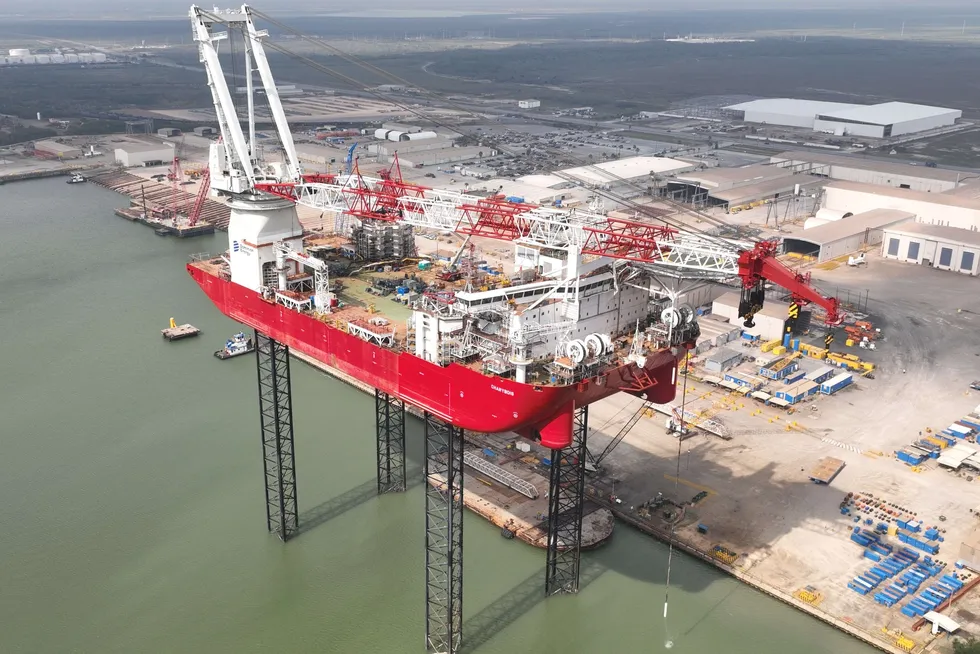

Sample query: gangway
[463,452,539,499]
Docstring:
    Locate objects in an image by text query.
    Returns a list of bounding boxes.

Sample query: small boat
[214,332,255,359]
[66,173,86,184]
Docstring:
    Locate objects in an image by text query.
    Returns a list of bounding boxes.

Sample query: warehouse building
[813,102,962,138]
[368,136,457,157]
[669,163,824,208]
[32,140,81,159]
[518,99,541,109]
[114,143,174,167]
[381,122,422,134]
[781,208,913,262]
[557,156,693,194]
[726,99,961,137]
[822,181,980,231]
[770,151,966,193]
[881,222,980,275]
[398,146,493,168]
[193,126,216,137]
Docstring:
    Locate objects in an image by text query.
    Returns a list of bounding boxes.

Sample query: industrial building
[711,292,789,341]
[881,222,980,275]
[770,151,966,193]
[518,100,541,109]
[726,99,961,137]
[193,126,217,137]
[32,140,81,159]
[822,182,980,231]
[381,122,423,134]
[479,179,592,208]
[157,128,181,138]
[669,163,824,209]
[368,136,456,157]
[557,156,693,194]
[398,146,494,168]
[1,50,107,66]
[114,143,174,167]
[781,208,914,262]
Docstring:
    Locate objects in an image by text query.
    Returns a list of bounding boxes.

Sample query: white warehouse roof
[726,98,860,118]
[817,101,961,125]
[559,156,692,186]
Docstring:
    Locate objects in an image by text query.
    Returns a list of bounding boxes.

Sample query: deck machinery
[187,6,844,652]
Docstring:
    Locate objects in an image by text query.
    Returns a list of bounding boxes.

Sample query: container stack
[901,571,962,617]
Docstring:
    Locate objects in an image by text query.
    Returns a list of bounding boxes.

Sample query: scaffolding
[350,218,416,261]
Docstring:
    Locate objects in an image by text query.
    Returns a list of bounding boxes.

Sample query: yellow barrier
[896,635,914,652]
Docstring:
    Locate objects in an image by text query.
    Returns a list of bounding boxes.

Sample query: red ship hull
[188,265,679,448]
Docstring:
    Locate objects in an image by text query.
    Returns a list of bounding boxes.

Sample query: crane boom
[737,241,843,325]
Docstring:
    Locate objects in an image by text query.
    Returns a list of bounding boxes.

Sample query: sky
[6,0,977,18]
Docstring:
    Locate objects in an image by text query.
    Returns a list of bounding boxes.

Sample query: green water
[0,178,876,654]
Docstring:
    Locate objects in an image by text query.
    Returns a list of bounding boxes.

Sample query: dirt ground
[584,253,980,651]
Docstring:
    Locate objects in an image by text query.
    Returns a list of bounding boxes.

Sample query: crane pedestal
[545,405,589,595]
[375,389,406,494]
[255,331,299,542]
[423,412,464,654]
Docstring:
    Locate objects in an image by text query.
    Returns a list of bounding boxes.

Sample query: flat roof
[559,156,692,184]
[34,139,81,150]
[827,180,980,210]
[675,163,794,190]
[115,142,175,153]
[771,151,968,184]
[711,175,826,204]
[480,179,565,204]
[516,173,572,190]
[817,102,961,126]
[725,98,859,118]
[883,221,980,248]
[785,208,914,246]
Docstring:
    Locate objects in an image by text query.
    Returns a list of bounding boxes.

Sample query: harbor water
[0,178,876,653]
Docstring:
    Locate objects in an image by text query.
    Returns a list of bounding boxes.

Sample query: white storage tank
[9,48,30,57]
[34,54,51,64]
[406,131,438,141]
[374,128,390,140]
[66,54,79,63]
[803,217,830,230]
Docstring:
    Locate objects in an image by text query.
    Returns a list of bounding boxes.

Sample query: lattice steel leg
[545,405,589,595]
[255,330,299,542]
[376,389,406,494]
[424,412,464,654]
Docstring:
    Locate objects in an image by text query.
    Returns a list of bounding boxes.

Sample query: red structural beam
[581,218,677,262]
[737,240,843,325]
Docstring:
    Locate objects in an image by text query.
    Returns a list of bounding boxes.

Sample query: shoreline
[290,348,907,654]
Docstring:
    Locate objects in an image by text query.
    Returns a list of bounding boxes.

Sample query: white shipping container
[949,424,972,436]
[516,441,531,453]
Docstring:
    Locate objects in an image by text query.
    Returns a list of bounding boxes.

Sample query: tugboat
[214,332,255,359]
[66,172,86,184]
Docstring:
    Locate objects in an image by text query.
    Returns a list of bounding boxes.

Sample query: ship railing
[188,252,216,262]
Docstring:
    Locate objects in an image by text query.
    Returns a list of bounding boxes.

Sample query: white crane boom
[242,5,302,182]
[190,5,255,194]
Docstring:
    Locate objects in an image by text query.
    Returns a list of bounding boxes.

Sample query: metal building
[770,151,966,193]
[726,99,961,137]
[881,222,980,275]
[157,127,181,138]
[813,102,962,138]
[193,126,217,136]
[823,182,980,231]
[782,208,913,262]
[711,292,788,341]
[32,140,81,159]
[518,100,541,109]
[114,143,174,167]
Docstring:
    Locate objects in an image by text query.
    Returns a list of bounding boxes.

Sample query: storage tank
[34,54,51,64]
[66,54,79,63]
[803,217,830,230]
[92,53,107,63]
[814,208,853,223]
[406,131,438,141]
[9,48,30,57]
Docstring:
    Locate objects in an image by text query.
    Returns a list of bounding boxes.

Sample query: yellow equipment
[169,317,177,329]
